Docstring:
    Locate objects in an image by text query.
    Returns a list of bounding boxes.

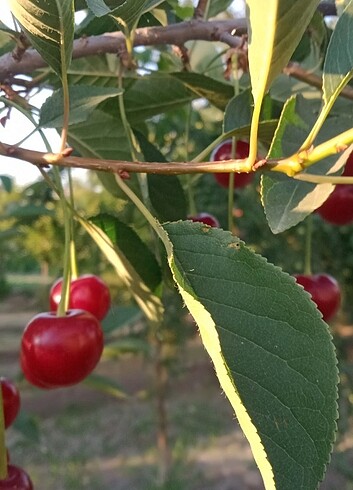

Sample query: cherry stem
[304,215,313,276]
[227,53,240,233]
[0,389,7,480]
[57,188,72,316]
[184,104,197,215]
[68,168,78,280]
[227,137,237,232]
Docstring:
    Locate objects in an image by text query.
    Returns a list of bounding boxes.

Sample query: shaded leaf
[9,0,74,78]
[40,86,122,127]
[102,305,142,334]
[262,95,353,233]
[0,175,13,193]
[104,338,150,357]
[172,72,234,110]
[83,373,128,399]
[135,131,187,222]
[223,89,253,133]
[91,213,162,293]
[79,216,163,326]
[164,220,338,490]
[123,75,195,121]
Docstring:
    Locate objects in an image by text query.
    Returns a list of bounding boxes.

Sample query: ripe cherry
[316,185,353,225]
[0,465,33,489]
[21,310,104,389]
[211,140,253,188]
[316,151,353,225]
[188,213,220,227]
[0,379,20,429]
[50,274,111,321]
[294,273,341,322]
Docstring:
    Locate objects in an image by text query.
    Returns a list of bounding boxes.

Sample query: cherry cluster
[0,378,33,489]
[21,274,110,389]
[0,275,110,487]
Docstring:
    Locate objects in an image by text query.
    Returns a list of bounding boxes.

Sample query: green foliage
[3,0,353,488]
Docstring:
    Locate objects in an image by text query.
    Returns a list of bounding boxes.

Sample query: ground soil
[0,293,352,490]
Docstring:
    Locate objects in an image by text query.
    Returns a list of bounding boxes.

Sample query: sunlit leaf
[164,220,338,490]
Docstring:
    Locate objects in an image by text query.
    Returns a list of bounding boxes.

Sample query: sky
[0,1,245,187]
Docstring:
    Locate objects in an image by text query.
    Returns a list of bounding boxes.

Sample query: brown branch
[0,141,254,175]
[0,19,247,81]
[194,0,209,19]
[283,62,353,101]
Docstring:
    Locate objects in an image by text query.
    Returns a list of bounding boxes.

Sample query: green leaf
[123,75,195,122]
[83,373,128,399]
[40,86,122,127]
[246,0,320,161]
[208,0,234,18]
[9,0,74,78]
[171,72,234,110]
[262,95,353,233]
[102,305,142,334]
[323,0,353,106]
[0,175,13,193]
[223,89,253,133]
[247,0,320,100]
[68,109,131,160]
[91,213,162,293]
[79,216,163,326]
[135,131,188,222]
[86,0,164,31]
[164,220,338,490]
[104,338,150,357]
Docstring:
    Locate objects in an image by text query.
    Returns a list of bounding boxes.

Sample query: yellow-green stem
[0,388,7,480]
[271,127,353,176]
[68,168,78,279]
[57,185,72,316]
[115,174,171,254]
[59,75,70,153]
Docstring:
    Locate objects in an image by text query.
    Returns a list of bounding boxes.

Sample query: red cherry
[316,185,353,225]
[0,465,33,489]
[294,274,341,322]
[211,140,253,188]
[188,213,220,227]
[343,151,353,176]
[50,274,111,321]
[21,310,104,389]
[0,379,20,429]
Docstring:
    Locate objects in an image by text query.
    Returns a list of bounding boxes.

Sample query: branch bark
[283,63,353,101]
[0,19,247,81]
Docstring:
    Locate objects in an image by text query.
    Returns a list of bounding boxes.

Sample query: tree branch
[0,141,252,175]
[283,63,353,101]
[0,19,247,81]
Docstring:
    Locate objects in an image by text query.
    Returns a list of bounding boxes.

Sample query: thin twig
[284,63,353,101]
